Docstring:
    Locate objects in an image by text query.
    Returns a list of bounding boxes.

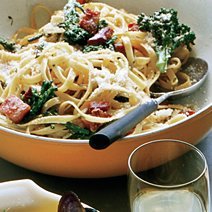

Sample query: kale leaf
[83,44,105,53]
[23,81,57,122]
[0,37,16,52]
[64,25,90,45]
[65,122,92,139]
[138,8,196,73]
[60,0,90,45]
[98,19,108,29]
[28,33,43,42]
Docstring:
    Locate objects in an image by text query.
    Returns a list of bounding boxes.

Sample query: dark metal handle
[89,99,159,150]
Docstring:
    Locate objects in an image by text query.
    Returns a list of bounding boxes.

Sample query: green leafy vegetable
[60,0,90,45]
[43,108,58,116]
[28,33,43,42]
[137,8,196,73]
[83,44,105,53]
[23,81,57,121]
[0,37,16,52]
[98,19,108,29]
[65,122,92,139]
[64,0,84,23]
[83,36,117,53]
[64,25,90,45]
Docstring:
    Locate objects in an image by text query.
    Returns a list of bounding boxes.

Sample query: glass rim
[128,139,208,189]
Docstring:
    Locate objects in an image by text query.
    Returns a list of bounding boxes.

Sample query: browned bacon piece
[87,101,111,114]
[128,23,139,31]
[80,9,100,35]
[77,0,90,4]
[114,42,126,55]
[82,101,111,132]
[87,26,114,45]
[0,95,31,123]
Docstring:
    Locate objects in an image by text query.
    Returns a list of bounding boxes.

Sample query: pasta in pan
[0,0,196,139]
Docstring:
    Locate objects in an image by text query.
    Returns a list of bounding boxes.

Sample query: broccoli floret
[138,8,196,73]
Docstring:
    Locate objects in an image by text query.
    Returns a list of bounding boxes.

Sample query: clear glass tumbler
[128,139,210,212]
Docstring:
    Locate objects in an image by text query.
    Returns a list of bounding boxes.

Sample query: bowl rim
[0,103,211,145]
[0,0,211,145]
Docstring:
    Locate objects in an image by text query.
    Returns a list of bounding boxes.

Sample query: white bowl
[0,179,96,211]
[0,0,211,178]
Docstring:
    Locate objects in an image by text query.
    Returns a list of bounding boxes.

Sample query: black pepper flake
[8,16,13,26]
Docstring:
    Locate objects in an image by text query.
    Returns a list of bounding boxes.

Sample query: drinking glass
[128,139,210,212]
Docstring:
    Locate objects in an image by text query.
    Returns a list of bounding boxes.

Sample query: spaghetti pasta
[0,1,196,139]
